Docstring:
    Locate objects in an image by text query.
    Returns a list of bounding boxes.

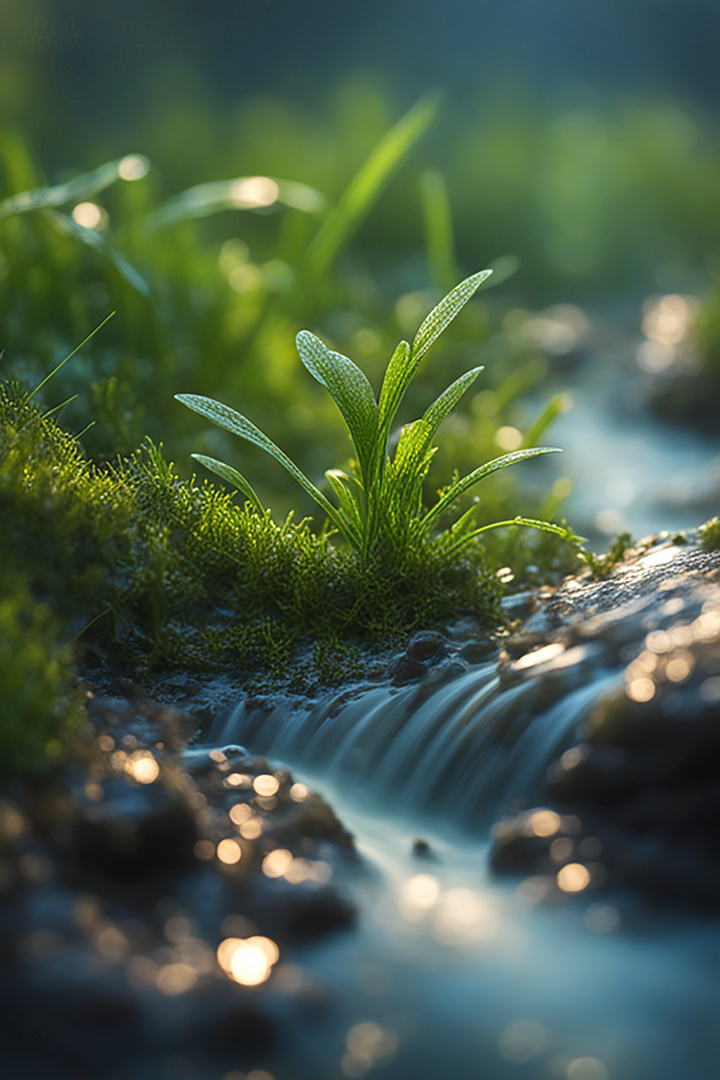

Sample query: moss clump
[0,573,84,775]
[0,381,504,712]
[700,517,720,552]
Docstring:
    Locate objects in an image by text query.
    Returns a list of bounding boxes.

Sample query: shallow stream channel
[192,540,720,1080]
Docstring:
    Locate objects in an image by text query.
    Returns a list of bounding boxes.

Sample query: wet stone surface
[0,690,358,1078]
[490,537,720,908]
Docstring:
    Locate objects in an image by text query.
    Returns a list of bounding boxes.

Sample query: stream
[202,640,720,1080]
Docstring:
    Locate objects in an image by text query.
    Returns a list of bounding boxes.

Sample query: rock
[489,538,720,908]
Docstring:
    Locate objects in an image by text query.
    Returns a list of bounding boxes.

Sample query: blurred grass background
[1,0,719,530]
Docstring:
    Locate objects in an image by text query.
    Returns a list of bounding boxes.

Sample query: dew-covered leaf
[296,331,378,473]
[191,454,264,513]
[412,269,492,362]
[176,393,345,534]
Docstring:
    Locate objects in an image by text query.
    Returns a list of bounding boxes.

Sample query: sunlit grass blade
[296,331,378,473]
[29,311,116,400]
[176,393,347,536]
[191,453,264,514]
[143,176,325,232]
[420,447,562,535]
[444,516,574,558]
[412,269,493,363]
[522,393,572,448]
[420,169,458,293]
[0,156,140,222]
[303,93,439,283]
[43,210,150,297]
[42,394,79,419]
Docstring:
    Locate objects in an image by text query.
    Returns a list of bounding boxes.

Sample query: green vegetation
[578,531,634,579]
[700,517,720,552]
[0,381,507,710]
[694,283,720,382]
[179,271,569,568]
[0,574,83,776]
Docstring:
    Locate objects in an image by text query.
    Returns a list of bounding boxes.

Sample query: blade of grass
[303,93,440,284]
[420,169,458,294]
[30,311,116,400]
[0,157,135,222]
[143,176,325,232]
[43,209,150,297]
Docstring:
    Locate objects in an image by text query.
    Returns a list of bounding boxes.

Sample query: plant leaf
[176,393,347,536]
[325,469,364,547]
[42,209,150,297]
[377,339,412,435]
[191,453,264,513]
[143,176,325,232]
[444,515,573,558]
[296,331,378,474]
[303,93,439,283]
[422,366,484,438]
[420,169,458,293]
[420,446,562,534]
[412,269,492,363]
[0,157,136,222]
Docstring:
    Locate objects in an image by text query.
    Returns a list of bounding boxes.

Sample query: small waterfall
[208,655,621,826]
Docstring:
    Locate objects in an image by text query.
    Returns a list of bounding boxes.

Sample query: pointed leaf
[296,331,378,473]
[176,393,346,535]
[444,516,573,557]
[422,366,484,438]
[420,447,562,534]
[377,339,412,433]
[412,269,492,362]
[191,453,264,513]
[304,93,439,282]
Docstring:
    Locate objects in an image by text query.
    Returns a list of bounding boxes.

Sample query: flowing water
[203,657,720,1080]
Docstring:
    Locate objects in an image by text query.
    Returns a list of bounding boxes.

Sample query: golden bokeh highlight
[239,818,263,840]
[557,863,591,893]
[216,839,242,865]
[71,202,102,228]
[118,154,149,181]
[217,935,279,986]
[125,751,160,785]
[528,809,561,837]
[262,849,293,878]
[231,176,279,208]
[626,677,655,702]
[229,802,253,825]
[253,774,280,797]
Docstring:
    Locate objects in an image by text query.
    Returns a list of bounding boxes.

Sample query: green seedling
[177,271,569,564]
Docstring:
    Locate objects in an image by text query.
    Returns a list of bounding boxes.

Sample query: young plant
[177,271,569,565]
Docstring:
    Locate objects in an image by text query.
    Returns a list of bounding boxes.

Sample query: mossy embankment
[0,381,507,772]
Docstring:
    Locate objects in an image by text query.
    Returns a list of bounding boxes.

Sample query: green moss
[0,382,504,708]
[0,573,84,775]
[700,516,720,552]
